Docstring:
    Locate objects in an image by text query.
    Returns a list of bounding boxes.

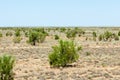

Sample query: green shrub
[98,34,103,41]
[77,46,82,51]
[118,31,120,36]
[0,32,2,37]
[28,31,46,45]
[60,28,66,32]
[13,37,21,43]
[92,32,97,37]
[104,31,112,41]
[49,40,80,67]
[114,34,119,41]
[0,54,15,80]
[86,52,91,56]
[29,31,39,45]
[92,32,97,41]
[15,29,20,37]
[25,31,29,37]
[54,35,59,40]
[6,31,13,36]
[66,29,77,40]
[38,32,46,43]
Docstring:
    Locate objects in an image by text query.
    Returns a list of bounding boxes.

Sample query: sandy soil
[0,28,120,80]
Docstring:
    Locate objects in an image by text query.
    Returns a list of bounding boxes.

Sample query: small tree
[0,54,15,80]
[49,40,80,67]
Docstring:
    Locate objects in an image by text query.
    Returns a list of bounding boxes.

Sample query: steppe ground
[0,27,120,80]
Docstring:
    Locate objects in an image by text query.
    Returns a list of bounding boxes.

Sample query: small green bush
[0,32,3,37]
[28,31,46,45]
[60,28,66,32]
[25,31,29,37]
[114,34,119,41]
[77,46,82,51]
[66,29,77,39]
[29,31,39,45]
[54,35,59,40]
[49,40,80,67]
[13,37,21,43]
[92,32,97,37]
[0,54,15,80]
[98,34,103,41]
[15,29,20,37]
[6,31,13,36]
[118,31,120,36]
[38,32,46,43]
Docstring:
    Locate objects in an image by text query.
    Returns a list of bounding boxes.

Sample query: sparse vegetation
[6,31,13,36]
[13,37,21,43]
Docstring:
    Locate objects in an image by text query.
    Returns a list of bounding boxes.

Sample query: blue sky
[0,0,120,27]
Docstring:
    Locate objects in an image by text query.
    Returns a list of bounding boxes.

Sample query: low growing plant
[28,31,46,45]
[6,31,13,36]
[13,37,21,43]
[0,54,15,80]
[15,29,20,37]
[54,35,59,40]
[0,32,2,37]
[49,40,81,67]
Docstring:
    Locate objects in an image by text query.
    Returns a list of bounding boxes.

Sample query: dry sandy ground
[0,28,120,80]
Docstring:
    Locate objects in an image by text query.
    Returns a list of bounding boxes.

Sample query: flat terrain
[0,27,120,80]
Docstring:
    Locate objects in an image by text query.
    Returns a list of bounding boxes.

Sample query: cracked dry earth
[0,45,120,80]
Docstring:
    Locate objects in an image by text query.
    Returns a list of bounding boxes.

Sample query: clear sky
[0,0,120,27]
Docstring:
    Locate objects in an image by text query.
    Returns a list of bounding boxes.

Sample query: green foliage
[86,52,91,56]
[66,28,85,39]
[29,31,46,45]
[24,31,29,37]
[66,29,77,39]
[6,31,13,36]
[0,32,2,37]
[54,35,59,40]
[60,28,66,32]
[0,54,15,80]
[13,37,21,43]
[92,32,97,37]
[29,31,39,45]
[98,31,119,41]
[77,46,82,51]
[98,34,103,41]
[15,29,20,37]
[104,31,112,41]
[49,40,80,67]
[114,34,119,41]
[32,28,48,36]
[118,31,120,36]
[38,32,46,43]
